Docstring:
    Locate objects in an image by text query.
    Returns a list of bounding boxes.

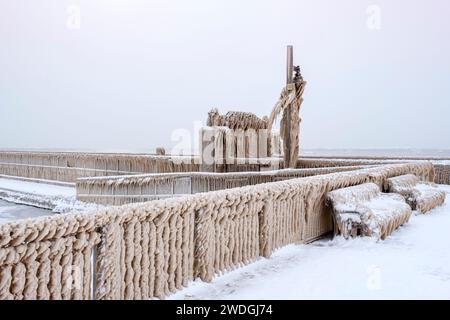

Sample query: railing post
[259,193,274,257]
[193,206,214,282]
[94,220,122,300]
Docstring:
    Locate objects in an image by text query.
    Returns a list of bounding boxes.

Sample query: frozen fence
[0,152,200,182]
[0,152,285,183]
[0,162,434,299]
[297,158,399,168]
[2,152,449,185]
[434,165,450,185]
[75,166,372,205]
[299,157,450,185]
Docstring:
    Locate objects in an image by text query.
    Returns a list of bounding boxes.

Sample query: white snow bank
[0,177,101,216]
[169,185,450,300]
[0,178,75,197]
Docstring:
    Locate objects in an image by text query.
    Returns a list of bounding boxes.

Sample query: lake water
[0,199,52,225]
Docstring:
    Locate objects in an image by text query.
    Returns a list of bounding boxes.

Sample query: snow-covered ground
[0,177,75,197]
[0,177,101,219]
[170,185,450,300]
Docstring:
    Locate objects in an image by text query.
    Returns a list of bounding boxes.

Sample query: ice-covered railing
[298,158,409,168]
[433,165,450,184]
[0,151,288,183]
[75,165,375,205]
[3,151,449,186]
[0,151,201,182]
[0,162,434,300]
[298,156,450,185]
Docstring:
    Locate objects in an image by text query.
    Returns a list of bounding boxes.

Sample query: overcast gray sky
[1,0,449,152]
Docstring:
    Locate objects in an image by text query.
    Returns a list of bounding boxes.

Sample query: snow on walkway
[0,177,101,217]
[170,185,450,300]
[0,177,75,198]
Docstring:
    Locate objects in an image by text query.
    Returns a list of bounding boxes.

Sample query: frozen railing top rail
[75,165,374,182]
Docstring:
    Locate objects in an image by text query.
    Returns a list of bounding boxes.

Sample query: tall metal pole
[286,45,294,84]
[283,45,294,168]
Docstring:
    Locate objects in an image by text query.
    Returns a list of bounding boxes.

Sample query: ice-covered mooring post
[280,45,306,168]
